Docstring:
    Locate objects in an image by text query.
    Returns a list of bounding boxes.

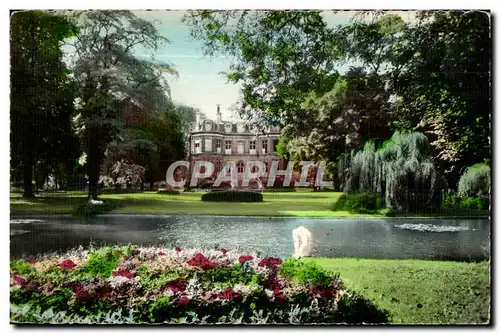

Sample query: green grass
[10,191,366,217]
[10,191,489,218]
[307,258,490,324]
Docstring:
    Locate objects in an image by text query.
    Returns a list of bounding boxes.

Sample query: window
[194,139,201,154]
[273,139,279,151]
[237,161,245,173]
[262,140,268,153]
[237,141,244,154]
[225,123,232,132]
[250,140,256,150]
[205,138,212,152]
[225,141,231,149]
[216,140,221,148]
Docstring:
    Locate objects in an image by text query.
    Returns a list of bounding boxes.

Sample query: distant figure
[88,195,103,205]
[292,226,313,258]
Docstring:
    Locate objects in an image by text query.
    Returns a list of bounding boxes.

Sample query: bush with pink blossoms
[10,245,389,324]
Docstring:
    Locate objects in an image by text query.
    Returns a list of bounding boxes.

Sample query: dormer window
[225,123,232,133]
[204,121,213,132]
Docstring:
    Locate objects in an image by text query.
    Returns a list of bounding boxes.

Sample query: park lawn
[308,258,490,324]
[10,191,489,218]
[10,191,372,217]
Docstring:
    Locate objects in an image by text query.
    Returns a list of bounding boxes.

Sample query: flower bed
[10,246,389,324]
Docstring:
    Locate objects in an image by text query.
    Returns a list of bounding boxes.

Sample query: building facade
[187,105,289,188]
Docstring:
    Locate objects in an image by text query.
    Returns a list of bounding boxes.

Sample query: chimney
[195,110,201,131]
[216,104,222,124]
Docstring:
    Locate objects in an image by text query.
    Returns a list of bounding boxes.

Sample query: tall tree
[67,10,176,198]
[390,11,491,187]
[10,10,78,198]
[183,10,345,127]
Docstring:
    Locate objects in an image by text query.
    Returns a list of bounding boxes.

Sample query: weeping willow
[339,131,443,212]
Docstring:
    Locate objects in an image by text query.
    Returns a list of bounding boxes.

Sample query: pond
[10,214,490,261]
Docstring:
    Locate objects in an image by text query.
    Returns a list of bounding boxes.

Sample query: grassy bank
[10,191,489,218]
[307,258,490,324]
[10,191,360,217]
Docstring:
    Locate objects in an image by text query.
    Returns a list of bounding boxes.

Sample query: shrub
[441,191,488,211]
[333,193,385,214]
[458,163,491,200]
[10,246,389,324]
[201,191,263,202]
[157,189,181,195]
[72,201,120,217]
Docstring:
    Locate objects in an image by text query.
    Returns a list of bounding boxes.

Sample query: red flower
[27,260,37,265]
[275,294,287,304]
[112,268,135,279]
[187,253,217,270]
[158,251,166,256]
[238,255,254,264]
[165,278,187,293]
[59,259,76,270]
[68,282,94,301]
[258,257,282,268]
[221,248,228,255]
[267,274,281,294]
[311,287,334,299]
[12,274,27,286]
[131,250,140,256]
[219,287,242,301]
[176,295,190,307]
[175,247,182,253]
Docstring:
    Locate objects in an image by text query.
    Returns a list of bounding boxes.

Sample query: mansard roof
[193,118,281,135]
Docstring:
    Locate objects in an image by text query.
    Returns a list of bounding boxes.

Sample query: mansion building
[187,105,290,188]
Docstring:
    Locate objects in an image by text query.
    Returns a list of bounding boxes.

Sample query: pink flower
[165,278,187,293]
[219,287,242,301]
[176,295,190,307]
[175,247,182,253]
[221,248,228,255]
[59,259,76,270]
[187,253,217,270]
[131,250,140,256]
[238,255,254,264]
[258,257,282,268]
[218,259,232,267]
[27,260,37,265]
[112,268,135,279]
[158,251,166,256]
[12,274,27,286]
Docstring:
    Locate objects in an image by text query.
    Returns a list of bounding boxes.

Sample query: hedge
[201,191,263,202]
[332,193,385,214]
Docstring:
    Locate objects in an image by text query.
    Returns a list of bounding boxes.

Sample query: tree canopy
[184,10,491,191]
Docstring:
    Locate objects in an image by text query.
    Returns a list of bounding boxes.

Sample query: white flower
[109,276,130,288]
[265,289,274,299]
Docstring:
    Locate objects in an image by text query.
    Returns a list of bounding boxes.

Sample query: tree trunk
[87,144,102,200]
[140,180,144,192]
[22,155,34,198]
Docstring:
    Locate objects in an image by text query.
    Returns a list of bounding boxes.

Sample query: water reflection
[10,215,490,261]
